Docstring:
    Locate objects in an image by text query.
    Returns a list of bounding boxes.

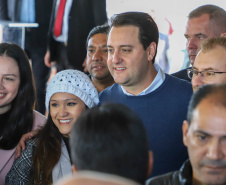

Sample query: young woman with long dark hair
[0,43,46,184]
[6,69,99,184]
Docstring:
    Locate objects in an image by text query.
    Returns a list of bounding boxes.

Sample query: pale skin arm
[15,129,39,159]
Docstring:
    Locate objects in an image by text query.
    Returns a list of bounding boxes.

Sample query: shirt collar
[121,63,165,96]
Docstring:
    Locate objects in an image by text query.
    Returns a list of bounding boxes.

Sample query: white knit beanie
[45,69,99,111]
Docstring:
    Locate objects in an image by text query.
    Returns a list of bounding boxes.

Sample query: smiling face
[50,92,86,137]
[0,56,20,111]
[86,33,112,82]
[184,14,215,66]
[107,25,156,94]
[183,97,226,185]
[192,46,226,92]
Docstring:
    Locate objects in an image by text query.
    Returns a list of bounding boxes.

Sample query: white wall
[106,0,226,73]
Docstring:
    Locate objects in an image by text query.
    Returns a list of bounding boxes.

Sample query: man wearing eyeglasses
[188,37,226,92]
[171,4,226,82]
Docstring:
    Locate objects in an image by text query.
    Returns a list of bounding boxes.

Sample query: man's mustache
[200,159,226,168]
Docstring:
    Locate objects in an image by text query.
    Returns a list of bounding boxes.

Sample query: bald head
[187,83,226,123]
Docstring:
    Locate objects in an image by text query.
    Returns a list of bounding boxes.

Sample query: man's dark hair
[70,103,149,184]
[187,84,226,124]
[109,11,159,63]
[188,4,226,36]
[86,24,110,48]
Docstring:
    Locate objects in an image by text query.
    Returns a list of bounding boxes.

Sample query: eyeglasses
[187,69,226,80]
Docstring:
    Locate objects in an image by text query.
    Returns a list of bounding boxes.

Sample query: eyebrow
[88,45,108,48]
[184,33,207,38]
[194,130,226,138]
[192,67,215,71]
[3,74,17,77]
[193,130,211,136]
[195,33,207,37]
[107,45,134,48]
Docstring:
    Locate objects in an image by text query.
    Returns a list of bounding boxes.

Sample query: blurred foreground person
[69,103,153,184]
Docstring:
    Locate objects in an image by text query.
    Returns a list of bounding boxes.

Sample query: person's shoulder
[103,83,120,92]
[166,74,192,88]
[171,68,187,75]
[11,138,36,168]
[147,170,180,185]
[171,68,191,82]
[5,140,36,184]
[161,74,193,100]
[99,83,120,96]
[26,138,37,147]
[99,84,122,104]
[19,138,37,157]
[33,110,46,121]
[33,110,46,129]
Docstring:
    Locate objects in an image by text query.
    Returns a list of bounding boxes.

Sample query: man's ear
[71,164,77,174]
[147,151,153,177]
[147,42,156,62]
[220,32,226,37]
[182,120,189,147]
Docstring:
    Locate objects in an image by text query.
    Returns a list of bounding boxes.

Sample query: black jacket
[171,68,191,82]
[147,160,192,185]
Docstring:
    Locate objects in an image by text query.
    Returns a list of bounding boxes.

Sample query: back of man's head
[109,11,159,63]
[70,103,150,184]
[188,4,226,36]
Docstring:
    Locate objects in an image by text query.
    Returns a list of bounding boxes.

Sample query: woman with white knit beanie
[6,69,99,185]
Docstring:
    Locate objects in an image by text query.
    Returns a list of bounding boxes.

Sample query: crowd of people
[0,2,226,185]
